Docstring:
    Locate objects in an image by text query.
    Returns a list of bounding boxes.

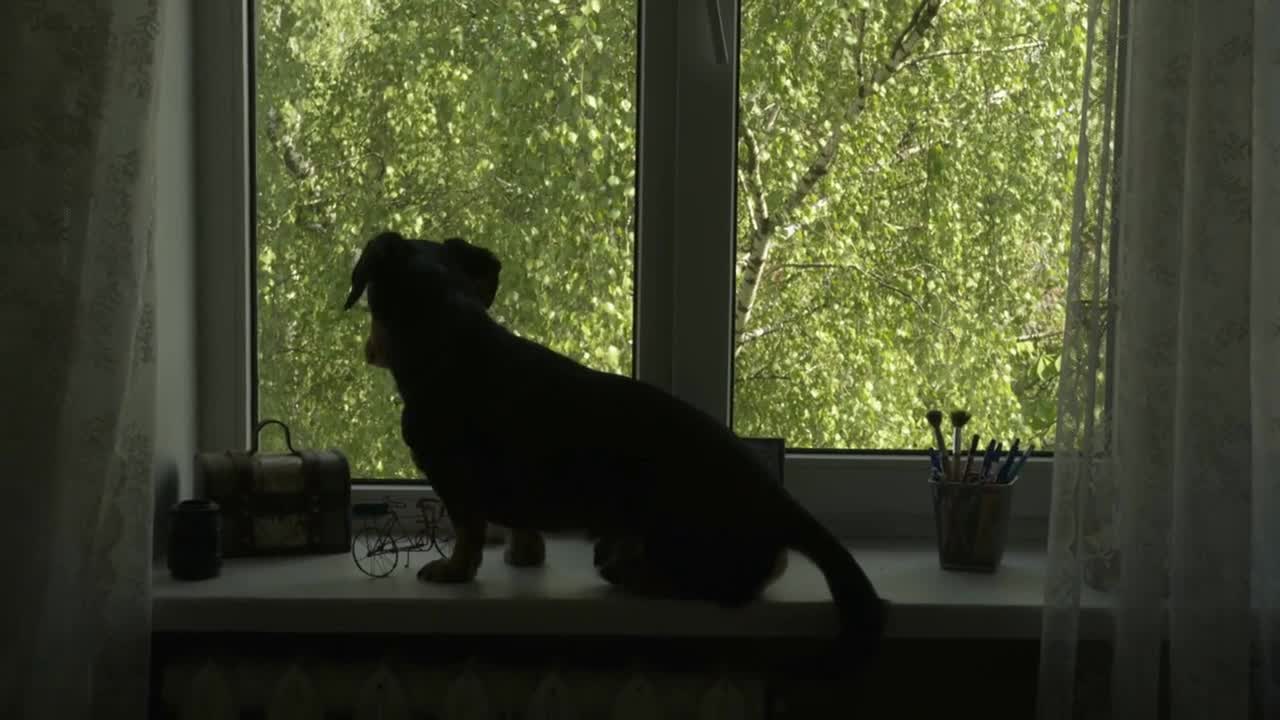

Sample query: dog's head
[343,230,501,368]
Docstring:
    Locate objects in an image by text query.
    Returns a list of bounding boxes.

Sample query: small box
[929,477,1016,572]
[196,419,351,558]
[743,436,786,487]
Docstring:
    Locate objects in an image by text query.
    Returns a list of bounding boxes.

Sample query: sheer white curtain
[0,1,163,718]
[1039,0,1279,717]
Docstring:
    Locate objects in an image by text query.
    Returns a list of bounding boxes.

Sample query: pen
[978,439,998,478]
[928,447,945,480]
[996,439,1022,484]
[1005,445,1034,483]
[983,442,1004,482]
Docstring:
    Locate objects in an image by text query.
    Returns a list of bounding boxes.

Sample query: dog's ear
[345,230,408,311]
[441,237,502,308]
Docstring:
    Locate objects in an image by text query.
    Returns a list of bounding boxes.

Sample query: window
[197,0,1096,538]
[253,0,638,478]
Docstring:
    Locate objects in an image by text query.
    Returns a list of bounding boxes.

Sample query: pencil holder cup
[929,477,1016,573]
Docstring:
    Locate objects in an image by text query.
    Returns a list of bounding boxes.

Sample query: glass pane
[733,0,1092,450]
[255,1,637,477]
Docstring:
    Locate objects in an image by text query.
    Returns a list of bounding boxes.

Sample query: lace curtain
[1039,0,1280,717]
[0,1,162,718]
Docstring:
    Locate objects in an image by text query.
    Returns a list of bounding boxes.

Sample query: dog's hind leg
[596,536,681,597]
[639,531,785,608]
[504,528,546,567]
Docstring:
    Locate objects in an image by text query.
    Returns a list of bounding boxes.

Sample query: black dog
[344,230,887,662]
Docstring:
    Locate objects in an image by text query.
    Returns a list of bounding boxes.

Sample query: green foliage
[732,0,1088,449]
[255,0,1090,475]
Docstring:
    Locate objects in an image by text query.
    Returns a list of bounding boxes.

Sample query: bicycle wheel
[352,526,398,578]
[431,524,456,559]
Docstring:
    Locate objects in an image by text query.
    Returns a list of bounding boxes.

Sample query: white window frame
[194,0,1052,542]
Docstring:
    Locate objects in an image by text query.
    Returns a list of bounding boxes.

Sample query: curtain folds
[1039,0,1279,717]
[1,1,163,717]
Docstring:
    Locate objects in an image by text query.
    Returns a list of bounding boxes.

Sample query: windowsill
[152,538,1111,640]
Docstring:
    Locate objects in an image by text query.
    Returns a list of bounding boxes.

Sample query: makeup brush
[948,410,971,482]
[961,433,980,482]
[926,410,951,481]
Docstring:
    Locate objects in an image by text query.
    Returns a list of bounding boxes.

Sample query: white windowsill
[152,538,1110,640]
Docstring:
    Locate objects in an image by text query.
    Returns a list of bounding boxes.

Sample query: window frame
[195,0,1054,542]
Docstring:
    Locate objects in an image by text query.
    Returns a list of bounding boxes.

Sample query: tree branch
[778,261,955,339]
[1016,330,1060,343]
[265,106,315,180]
[740,370,792,384]
[734,116,775,330]
[853,9,868,88]
[903,40,1046,70]
[734,295,836,357]
[733,0,945,344]
[780,0,942,218]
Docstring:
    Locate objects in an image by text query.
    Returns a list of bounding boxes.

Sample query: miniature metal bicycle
[350,496,456,578]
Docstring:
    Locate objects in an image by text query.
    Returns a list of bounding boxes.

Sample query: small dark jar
[167,499,222,580]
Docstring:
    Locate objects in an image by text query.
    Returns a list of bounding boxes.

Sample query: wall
[153,0,198,557]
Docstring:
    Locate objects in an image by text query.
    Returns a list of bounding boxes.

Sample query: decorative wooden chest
[195,420,351,557]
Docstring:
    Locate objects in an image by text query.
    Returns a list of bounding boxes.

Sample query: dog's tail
[780,492,888,668]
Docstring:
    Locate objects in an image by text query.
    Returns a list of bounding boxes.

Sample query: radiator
[156,655,769,720]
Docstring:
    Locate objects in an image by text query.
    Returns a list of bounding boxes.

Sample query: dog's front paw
[504,529,545,567]
[417,556,478,583]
